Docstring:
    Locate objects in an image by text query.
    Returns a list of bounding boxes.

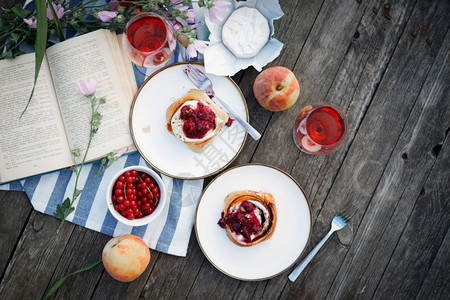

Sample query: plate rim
[194,163,312,281]
[129,62,249,180]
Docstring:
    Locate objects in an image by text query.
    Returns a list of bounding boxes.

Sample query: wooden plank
[416,229,450,299]
[137,234,205,299]
[289,0,450,298]
[0,212,75,299]
[45,228,109,299]
[0,191,32,279]
[373,132,449,298]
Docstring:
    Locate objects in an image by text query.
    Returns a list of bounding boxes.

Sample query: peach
[253,66,300,111]
[102,234,150,282]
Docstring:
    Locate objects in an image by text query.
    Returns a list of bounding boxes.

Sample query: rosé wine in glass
[293,104,347,155]
[123,13,176,69]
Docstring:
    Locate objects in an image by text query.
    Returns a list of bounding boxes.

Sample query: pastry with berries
[166,89,229,152]
[218,190,277,247]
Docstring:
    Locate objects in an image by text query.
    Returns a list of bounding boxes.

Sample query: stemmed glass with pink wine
[122,12,177,73]
[293,103,348,155]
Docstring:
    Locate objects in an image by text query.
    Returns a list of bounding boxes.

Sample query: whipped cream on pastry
[170,100,224,143]
[218,190,277,247]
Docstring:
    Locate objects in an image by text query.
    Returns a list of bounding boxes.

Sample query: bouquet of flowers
[1,0,230,59]
[0,0,230,115]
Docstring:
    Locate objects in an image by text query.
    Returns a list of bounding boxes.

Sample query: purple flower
[75,78,98,95]
[97,10,118,22]
[23,16,37,28]
[208,0,231,22]
[186,39,210,58]
[47,3,70,20]
[106,0,119,10]
[190,21,204,30]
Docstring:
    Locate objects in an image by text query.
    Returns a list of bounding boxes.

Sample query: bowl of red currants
[106,166,167,226]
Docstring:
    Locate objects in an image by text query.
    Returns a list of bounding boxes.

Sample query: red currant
[112,169,161,220]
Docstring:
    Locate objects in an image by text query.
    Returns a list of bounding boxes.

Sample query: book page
[46,29,137,163]
[0,53,73,183]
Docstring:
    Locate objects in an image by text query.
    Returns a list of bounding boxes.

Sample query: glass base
[131,54,176,80]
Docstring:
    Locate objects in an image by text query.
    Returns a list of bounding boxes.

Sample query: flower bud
[171,9,180,18]
[117,6,125,13]
[115,14,125,23]
[188,37,195,44]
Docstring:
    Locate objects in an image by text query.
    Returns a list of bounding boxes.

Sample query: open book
[0,29,137,184]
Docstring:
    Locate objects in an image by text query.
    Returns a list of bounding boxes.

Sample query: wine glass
[293,103,348,155]
[122,12,177,74]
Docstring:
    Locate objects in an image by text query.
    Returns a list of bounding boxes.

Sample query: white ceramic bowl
[106,165,167,226]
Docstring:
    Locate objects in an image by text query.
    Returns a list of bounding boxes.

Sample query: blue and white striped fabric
[0,0,208,257]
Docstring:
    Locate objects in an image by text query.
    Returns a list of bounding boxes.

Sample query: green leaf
[71,149,81,157]
[20,0,47,118]
[43,259,102,300]
[11,4,31,19]
[54,198,73,219]
[0,50,14,59]
[10,32,20,43]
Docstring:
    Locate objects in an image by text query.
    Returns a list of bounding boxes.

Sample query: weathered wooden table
[1,0,449,299]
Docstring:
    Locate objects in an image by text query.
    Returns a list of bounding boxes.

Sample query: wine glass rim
[124,12,174,55]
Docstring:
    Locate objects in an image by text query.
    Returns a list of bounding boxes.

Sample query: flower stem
[43,259,102,300]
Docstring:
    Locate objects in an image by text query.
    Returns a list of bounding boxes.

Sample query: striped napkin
[0,0,207,257]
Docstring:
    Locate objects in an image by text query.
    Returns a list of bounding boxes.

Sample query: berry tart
[218,190,277,247]
[166,89,229,152]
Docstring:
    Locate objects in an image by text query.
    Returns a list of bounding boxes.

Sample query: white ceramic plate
[130,62,248,180]
[195,164,311,280]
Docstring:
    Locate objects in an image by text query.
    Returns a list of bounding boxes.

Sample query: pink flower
[186,39,210,58]
[47,3,70,20]
[178,6,197,23]
[115,146,129,158]
[186,44,197,58]
[170,19,183,31]
[75,78,98,95]
[185,9,197,23]
[193,39,210,53]
[208,0,231,22]
[23,16,37,28]
[97,10,118,22]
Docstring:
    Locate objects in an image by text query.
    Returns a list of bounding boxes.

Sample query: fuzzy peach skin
[102,234,151,282]
[253,66,300,111]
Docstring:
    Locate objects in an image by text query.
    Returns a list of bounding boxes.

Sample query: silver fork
[288,207,356,282]
[183,64,262,141]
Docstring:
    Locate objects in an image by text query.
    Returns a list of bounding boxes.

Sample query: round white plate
[130,62,248,179]
[195,164,311,280]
